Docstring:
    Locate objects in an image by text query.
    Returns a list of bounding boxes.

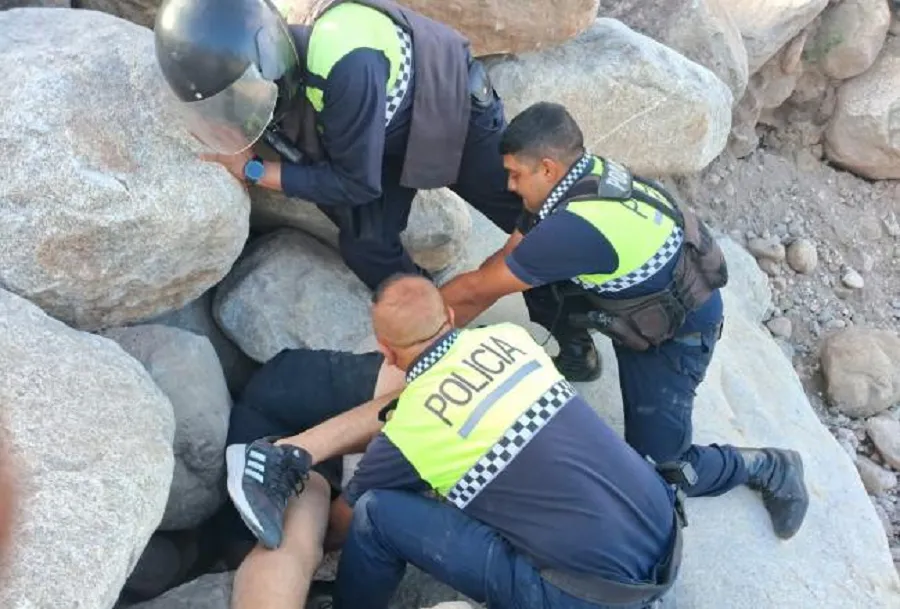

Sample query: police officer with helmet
[153,0,522,290]
[438,101,811,541]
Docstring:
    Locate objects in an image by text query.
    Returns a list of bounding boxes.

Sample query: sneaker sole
[225,444,272,548]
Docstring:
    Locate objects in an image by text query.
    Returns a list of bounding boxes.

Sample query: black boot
[739,448,809,540]
[553,330,601,382]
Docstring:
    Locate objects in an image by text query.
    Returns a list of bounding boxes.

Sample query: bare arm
[274,389,402,465]
[440,229,531,327]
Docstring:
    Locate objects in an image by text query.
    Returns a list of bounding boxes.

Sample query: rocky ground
[672,127,900,566]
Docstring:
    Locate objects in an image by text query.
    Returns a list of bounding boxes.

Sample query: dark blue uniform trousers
[318,92,522,291]
[524,285,749,498]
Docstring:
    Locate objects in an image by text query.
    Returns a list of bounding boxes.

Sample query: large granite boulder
[729,0,830,73]
[0,8,249,330]
[101,325,232,531]
[275,0,600,56]
[487,18,734,176]
[597,0,750,102]
[0,288,175,609]
[825,34,900,180]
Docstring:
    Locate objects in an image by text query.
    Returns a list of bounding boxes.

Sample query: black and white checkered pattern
[574,226,684,294]
[405,329,460,384]
[445,380,576,509]
[385,25,412,127]
[537,154,594,221]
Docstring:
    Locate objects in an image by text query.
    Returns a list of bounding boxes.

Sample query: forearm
[274,390,402,465]
[440,272,496,328]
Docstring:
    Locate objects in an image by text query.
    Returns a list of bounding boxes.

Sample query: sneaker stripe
[245,469,265,484]
[249,449,267,463]
[247,460,265,473]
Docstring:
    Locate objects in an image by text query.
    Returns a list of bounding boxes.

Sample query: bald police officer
[438,101,809,541]
[226,274,684,609]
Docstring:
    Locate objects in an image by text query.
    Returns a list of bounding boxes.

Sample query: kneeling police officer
[438,101,810,541]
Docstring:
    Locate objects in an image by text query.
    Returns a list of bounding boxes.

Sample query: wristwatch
[243,156,265,185]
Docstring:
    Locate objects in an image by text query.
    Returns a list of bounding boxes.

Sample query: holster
[565,169,728,351]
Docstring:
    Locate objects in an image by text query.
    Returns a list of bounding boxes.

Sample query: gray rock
[101,325,232,530]
[488,18,733,176]
[842,268,865,289]
[213,229,374,363]
[834,427,861,459]
[867,414,900,470]
[144,289,260,396]
[729,0,830,72]
[79,0,159,28]
[748,237,787,262]
[0,0,67,6]
[766,316,794,339]
[250,187,472,274]
[596,0,750,101]
[821,328,900,418]
[716,237,773,323]
[808,0,891,80]
[857,455,899,495]
[0,288,175,609]
[130,571,233,609]
[825,35,900,179]
[0,9,249,330]
[786,238,818,274]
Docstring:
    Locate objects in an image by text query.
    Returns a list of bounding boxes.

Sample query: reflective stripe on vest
[383,324,575,509]
[304,2,412,126]
[566,157,684,294]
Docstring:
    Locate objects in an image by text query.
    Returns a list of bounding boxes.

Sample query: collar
[536,153,595,221]
[405,329,461,383]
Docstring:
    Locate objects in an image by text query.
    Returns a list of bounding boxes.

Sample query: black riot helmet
[154,0,303,155]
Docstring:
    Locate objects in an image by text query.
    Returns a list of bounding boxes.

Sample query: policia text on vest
[421,336,531,433]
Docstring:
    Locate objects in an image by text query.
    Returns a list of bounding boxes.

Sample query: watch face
[245,160,265,181]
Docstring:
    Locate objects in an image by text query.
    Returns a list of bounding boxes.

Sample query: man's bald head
[372,274,450,349]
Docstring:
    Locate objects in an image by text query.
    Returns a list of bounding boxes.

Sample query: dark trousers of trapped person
[318,91,521,291]
[524,284,749,498]
[214,348,386,556]
[335,489,659,609]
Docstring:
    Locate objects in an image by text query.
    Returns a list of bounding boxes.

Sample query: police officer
[226,275,684,609]
[153,0,521,291]
[438,101,810,540]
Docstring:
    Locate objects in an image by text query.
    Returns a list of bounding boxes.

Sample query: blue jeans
[334,490,659,609]
[614,323,748,497]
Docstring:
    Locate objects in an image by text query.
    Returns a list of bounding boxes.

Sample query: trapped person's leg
[217,349,400,563]
[231,472,331,609]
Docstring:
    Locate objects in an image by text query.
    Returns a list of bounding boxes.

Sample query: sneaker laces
[269,451,309,503]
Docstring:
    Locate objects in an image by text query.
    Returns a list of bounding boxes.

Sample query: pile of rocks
[1,1,900,608]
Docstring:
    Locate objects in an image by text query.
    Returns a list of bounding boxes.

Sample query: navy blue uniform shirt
[281,48,414,206]
[344,333,676,585]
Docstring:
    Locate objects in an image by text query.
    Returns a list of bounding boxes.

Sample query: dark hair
[499,102,585,164]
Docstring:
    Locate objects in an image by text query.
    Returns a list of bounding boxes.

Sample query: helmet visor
[174,61,278,155]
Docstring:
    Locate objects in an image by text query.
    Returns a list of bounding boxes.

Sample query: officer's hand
[200,148,252,182]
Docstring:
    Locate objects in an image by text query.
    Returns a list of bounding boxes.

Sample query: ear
[447,305,457,329]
